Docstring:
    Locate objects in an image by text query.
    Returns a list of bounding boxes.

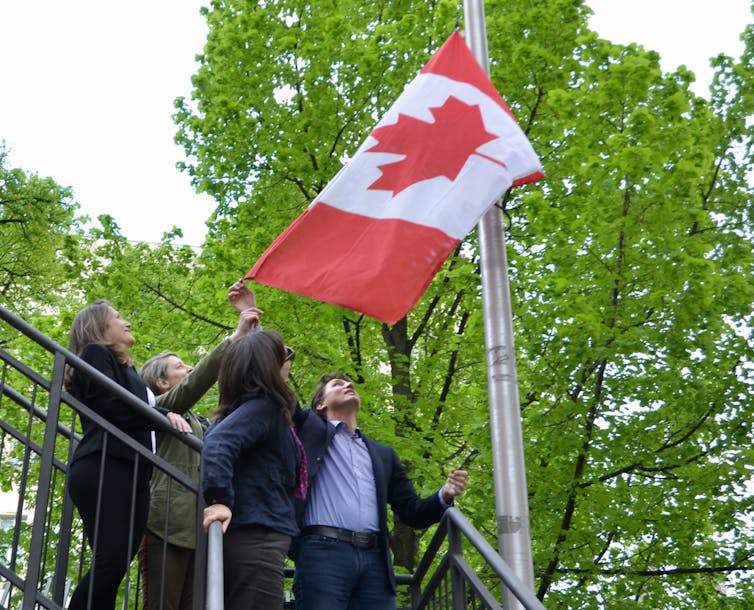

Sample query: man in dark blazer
[292,372,468,610]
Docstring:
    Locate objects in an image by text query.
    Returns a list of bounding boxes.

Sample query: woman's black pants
[67,453,150,610]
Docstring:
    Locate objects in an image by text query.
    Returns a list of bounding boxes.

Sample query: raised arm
[156,307,262,412]
[155,281,261,412]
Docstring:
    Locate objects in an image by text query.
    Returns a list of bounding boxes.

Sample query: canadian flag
[246,31,543,324]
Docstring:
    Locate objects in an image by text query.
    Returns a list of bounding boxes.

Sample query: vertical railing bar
[12,383,38,573]
[85,436,109,610]
[448,519,466,610]
[40,465,56,587]
[122,453,141,609]
[409,552,420,608]
[157,475,173,610]
[53,407,79,606]
[54,477,76,606]
[192,470,208,609]
[22,352,66,609]
[9,470,23,571]
[0,360,7,416]
[205,521,223,610]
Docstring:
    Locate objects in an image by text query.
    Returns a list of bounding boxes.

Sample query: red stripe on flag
[246,202,460,324]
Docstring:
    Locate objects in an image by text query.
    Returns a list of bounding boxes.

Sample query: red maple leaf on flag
[365,95,503,196]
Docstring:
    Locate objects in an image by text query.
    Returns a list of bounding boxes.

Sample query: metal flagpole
[462,1,536,608]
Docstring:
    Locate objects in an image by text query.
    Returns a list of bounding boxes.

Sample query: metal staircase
[0,304,544,610]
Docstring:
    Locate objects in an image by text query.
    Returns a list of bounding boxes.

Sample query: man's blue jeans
[293,535,396,610]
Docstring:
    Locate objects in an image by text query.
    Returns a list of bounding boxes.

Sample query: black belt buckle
[350,531,374,549]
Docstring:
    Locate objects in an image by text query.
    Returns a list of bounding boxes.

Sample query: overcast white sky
[0,1,750,247]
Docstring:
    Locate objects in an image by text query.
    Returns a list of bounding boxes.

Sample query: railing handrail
[205,521,224,610]
[413,507,547,610]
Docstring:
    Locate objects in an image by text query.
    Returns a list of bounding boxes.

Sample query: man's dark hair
[310,372,352,419]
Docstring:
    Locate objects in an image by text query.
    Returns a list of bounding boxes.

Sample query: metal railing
[0,304,545,610]
[0,305,212,610]
[407,507,546,610]
[206,521,224,608]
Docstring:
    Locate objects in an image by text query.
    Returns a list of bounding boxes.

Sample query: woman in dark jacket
[64,300,187,610]
[201,329,306,610]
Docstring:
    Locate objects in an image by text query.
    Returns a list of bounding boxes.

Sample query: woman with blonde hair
[64,300,187,610]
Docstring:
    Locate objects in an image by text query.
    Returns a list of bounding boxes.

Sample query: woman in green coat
[138,281,258,610]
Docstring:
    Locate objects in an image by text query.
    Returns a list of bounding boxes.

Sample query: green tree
[513,28,754,610]
[0,144,82,317]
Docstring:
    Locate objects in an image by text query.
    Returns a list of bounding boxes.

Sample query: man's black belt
[301,525,378,549]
